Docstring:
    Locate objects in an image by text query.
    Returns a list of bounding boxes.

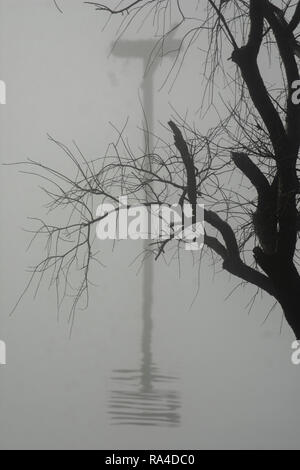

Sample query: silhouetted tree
[16,1,300,338]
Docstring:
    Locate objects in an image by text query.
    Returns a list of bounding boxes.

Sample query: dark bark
[277,270,300,340]
[289,1,300,32]
[254,248,300,338]
[169,121,197,225]
[174,1,300,339]
[229,1,300,338]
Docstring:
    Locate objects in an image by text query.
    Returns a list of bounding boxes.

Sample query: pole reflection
[109,358,181,427]
[109,37,181,428]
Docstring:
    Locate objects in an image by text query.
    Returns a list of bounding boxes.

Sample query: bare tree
[15,1,300,339]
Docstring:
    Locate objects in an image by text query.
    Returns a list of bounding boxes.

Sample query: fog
[0,0,299,450]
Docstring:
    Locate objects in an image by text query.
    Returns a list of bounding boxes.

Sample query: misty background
[0,0,299,450]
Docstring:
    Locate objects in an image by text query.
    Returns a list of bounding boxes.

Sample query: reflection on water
[109,209,181,427]
[109,365,181,427]
[109,38,181,428]
[109,256,181,428]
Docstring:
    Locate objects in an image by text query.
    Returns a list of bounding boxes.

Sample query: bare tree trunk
[254,248,300,338]
[274,265,300,339]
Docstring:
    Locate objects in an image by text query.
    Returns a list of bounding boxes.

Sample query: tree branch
[231,152,270,196]
[204,231,276,297]
[168,121,197,224]
[204,210,240,259]
[207,0,239,50]
[85,0,145,14]
[288,0,300,32]
[223,257,276,298]
[231,0,288,158]
[263,1,300,146]
[204,233,227,260]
